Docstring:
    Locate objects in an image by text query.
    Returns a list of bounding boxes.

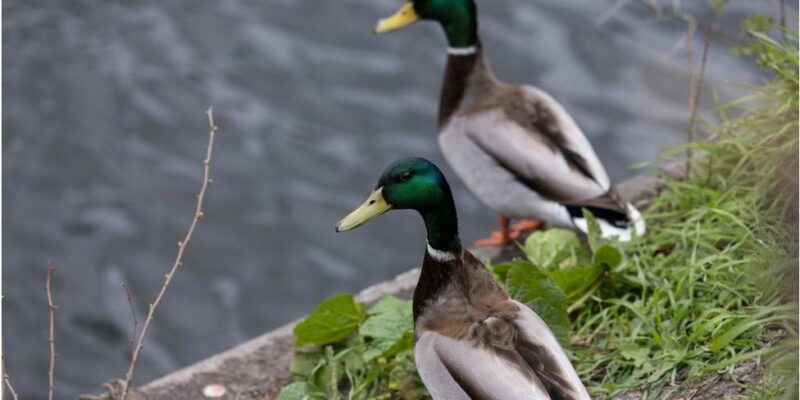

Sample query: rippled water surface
[3,0,785,397]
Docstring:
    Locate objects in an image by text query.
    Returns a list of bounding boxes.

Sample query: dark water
[3,0,785,398]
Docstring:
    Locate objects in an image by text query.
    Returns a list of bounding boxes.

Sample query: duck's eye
[400,172,413,182]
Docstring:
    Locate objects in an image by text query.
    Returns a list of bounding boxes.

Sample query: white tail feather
[626,203,646,237]
[570,203,645,242]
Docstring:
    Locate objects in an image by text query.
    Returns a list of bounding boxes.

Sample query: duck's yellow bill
[374,2,419,34]
[336,188,392,232]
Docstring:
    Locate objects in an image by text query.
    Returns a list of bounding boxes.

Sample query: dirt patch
[614,362,761,400]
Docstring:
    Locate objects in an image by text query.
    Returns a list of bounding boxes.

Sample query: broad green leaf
[290,350,324,378]
[490,262,512,285]
[504,259,571,346]
[276,382,318,400]
[294,294,366,347]
[523,229,587,270]
[361,296,412,339]
[593,244,623,269]
[548,265,604,303]
[366,294,411,317]
[360,295,413,361]
[527,299,571,344]
[363,331,414,362]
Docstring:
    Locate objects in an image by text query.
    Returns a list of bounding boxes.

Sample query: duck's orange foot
[473,214,526,247]
[473,230,512,247]
[510,219,544,236]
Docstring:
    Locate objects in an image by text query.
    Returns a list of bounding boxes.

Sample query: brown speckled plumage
[413,246,590,400]
[435,45,644,238]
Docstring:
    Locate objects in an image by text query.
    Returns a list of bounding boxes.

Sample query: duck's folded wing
[563,186,630,226]
[416,331,552,400]
[510,300,592,400]
[465,87,610,203]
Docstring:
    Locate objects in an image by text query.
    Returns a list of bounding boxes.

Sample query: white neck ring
[447,46,477,56]
[427,242,458,262]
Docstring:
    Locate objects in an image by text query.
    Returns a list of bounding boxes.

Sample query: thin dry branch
[687,28,712,176]
[595,0,738,42]
[685,25,695,178]
[122,283,138,356]
[46,263,58,400]
[2,355,20,400]
[120,107,219,400]
[595,0,632,27]
[779,0,787,42]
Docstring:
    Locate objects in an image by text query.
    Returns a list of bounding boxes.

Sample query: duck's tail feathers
[564,190,646,242]
[626,202,646,237]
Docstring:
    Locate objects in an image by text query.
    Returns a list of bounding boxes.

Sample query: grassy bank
[568,28,798,398]
[277,29,798,400]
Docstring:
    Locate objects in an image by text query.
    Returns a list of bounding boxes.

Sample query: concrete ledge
[131,268,423,400]
[111,163,680,400]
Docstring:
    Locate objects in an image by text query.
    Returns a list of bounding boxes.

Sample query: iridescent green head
[374,0,478,48]
[336,157,460,251]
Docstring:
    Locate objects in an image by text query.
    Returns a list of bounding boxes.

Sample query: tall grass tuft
[571,30,798,398]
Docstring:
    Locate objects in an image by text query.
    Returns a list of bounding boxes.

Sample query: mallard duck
[336,157,591,400]
[373,0,645,246]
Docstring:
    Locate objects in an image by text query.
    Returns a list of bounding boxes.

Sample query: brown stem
[2,355,20,400]
[687,27,712,177]
[122,283,139,357]
[46,263,58,400]
[597,0,739,41]
[685,25,695,178]
[595,0,632,26]
[779,0,787,42]
[120,107,219,400]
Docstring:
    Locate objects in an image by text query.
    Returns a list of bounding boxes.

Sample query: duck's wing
[415,306,591,400]
[415,330,552,400]
[464,86,611,203]
[509,299,592,400]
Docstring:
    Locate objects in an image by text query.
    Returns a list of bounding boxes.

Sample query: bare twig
[595,0,632,27]
[120,107,219,400]
[685,26,696,178]
[2,355,20,400]
[687,27,712,176]
[779,0,787,42]
[645,0,662,16]
[46,263,58,400]
[121,283,139,356]
[671,0,681,15]
[600,0,737,42]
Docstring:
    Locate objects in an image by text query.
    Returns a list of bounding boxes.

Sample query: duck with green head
[374,0,645,246]
[337,157,591,400]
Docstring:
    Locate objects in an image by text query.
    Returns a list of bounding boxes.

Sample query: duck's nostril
[369,200,376,205]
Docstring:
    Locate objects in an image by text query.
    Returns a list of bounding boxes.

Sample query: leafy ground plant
[278,30,798,400]
[278,229,621,400]
[280,294,425,400]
